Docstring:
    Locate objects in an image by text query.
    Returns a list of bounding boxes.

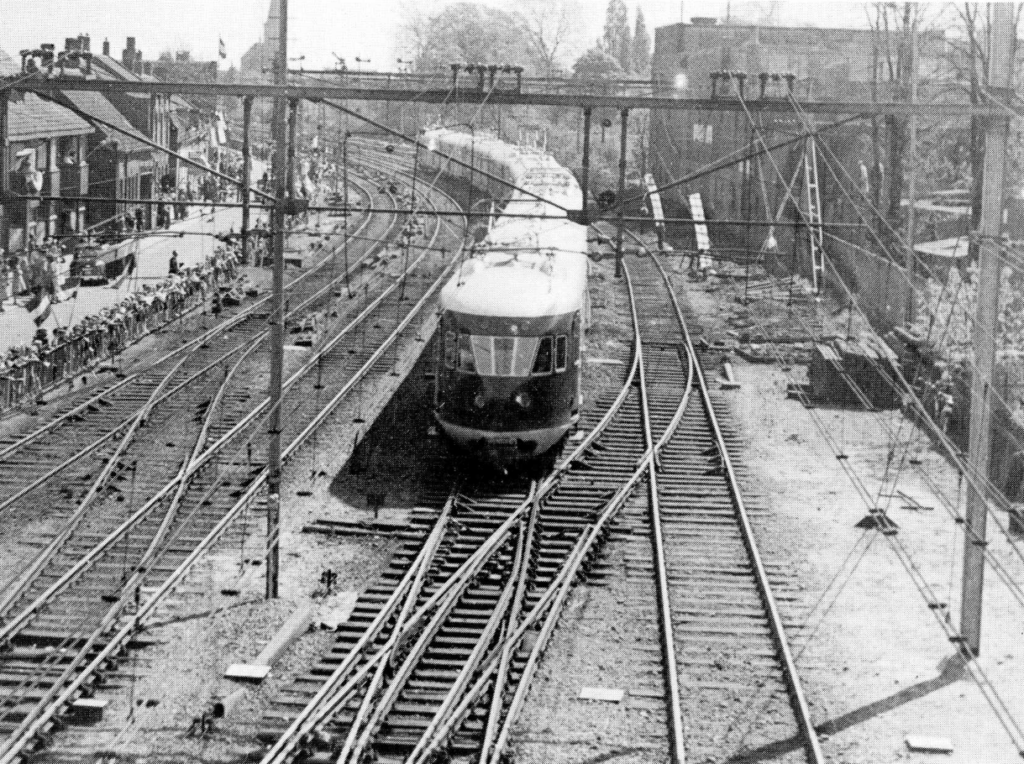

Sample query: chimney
[80,34,90,52]
[102,38,110,56]
[40,43,55,67]
[65,37,81,53]
[122,36,136,69]
[136,50,143,73]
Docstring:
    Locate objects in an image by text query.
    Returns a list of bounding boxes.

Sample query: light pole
[410,128,422,212]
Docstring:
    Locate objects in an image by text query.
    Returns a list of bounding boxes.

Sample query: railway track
[0,145,467,762]
[255,239,822,764]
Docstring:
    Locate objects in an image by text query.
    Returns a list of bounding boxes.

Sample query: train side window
[532,337,553,375]
[555,335,568,372]
[444,331,456,369]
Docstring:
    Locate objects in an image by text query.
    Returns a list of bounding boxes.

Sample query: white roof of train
[441,244,589,318]
[429,128,588,319]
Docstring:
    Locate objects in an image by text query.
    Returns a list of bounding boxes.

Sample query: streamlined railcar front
[434,256,585,466]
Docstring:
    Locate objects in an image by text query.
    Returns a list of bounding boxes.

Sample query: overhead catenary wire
[729,83,1024,593]
[700,83,1024,627]
[733,82,1024,548]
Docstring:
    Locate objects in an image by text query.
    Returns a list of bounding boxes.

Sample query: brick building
[650,18,950,239]
[649,18,959,329]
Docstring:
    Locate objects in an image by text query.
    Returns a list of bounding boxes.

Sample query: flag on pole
[219,37,227,59]
[26,291,52,327]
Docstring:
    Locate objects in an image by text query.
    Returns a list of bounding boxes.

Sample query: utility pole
[614,109,629,277]
[241,96,252,265]
[580,107,591,224]
[961,1,1014,657]
[904,9,918,327]
[0,90,9,254]
[266,0,288,600]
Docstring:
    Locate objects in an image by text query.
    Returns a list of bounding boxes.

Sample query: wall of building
[5,134,88,250]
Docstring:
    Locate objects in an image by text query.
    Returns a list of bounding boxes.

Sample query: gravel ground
[17,248,1024,764]
[510,258,1024,764]
[674,265,1024,763]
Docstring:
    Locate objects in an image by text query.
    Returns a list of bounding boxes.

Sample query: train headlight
[514,391,532,409]
[474,392,486,409]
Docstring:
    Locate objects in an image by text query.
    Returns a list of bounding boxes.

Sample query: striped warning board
[644,173,665,232]
[689,192,711,252]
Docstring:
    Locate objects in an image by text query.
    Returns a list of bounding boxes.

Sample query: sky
[0,1,901,74]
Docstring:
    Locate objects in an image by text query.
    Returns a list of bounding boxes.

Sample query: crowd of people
[0,243,245,412]
[0,238,73,312]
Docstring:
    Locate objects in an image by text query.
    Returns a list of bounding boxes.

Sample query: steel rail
[477,252,694,764]
[0,354,186,625]
[645,247,825,764]
[334,494,457,763]
[409,531,593,764]
[414,514,532,764]
[622,256,686,764]
[476,490,539,764]
[0,192,460,764]
[260,494,456,764]
[0,340,262,732]
[0,176,397,619]
[0,147,436,727]
[0,157,431,640]
[0,171,379,464]
[0,202,445,650]
[0,332,261,523]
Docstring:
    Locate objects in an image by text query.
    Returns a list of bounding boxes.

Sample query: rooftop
[1,48,94,142]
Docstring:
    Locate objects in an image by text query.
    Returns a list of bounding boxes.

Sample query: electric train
[419,128,589,467]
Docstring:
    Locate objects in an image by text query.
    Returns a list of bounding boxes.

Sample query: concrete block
[579,687,624,702]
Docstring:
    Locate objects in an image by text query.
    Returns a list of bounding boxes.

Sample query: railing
[0,271,223,414]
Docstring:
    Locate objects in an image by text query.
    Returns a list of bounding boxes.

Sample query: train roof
[428,127,589,320]
[441,251,588,318]
[423,128,580,209]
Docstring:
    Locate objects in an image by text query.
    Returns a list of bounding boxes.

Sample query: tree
[572,47,626,81]
[519,0,581,78]
[632,7,651,76]
[403,3,532,73]
[602,0,632,73]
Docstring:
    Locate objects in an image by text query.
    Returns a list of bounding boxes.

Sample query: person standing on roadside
[0,255,9,313]
[169,250,180,277]
[10,256,27,306]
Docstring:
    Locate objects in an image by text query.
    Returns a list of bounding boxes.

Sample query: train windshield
[458,334,542,377]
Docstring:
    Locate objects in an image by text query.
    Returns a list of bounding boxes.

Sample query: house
[0,47,94,253]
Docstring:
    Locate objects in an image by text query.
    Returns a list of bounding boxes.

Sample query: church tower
[240,0,281,75]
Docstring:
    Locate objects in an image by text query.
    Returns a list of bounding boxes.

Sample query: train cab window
[532,337,553,375]
[458,334,542,377]
[494,337,515,375]
[458,334,478,373]
[555,335,568,372]
[444,332,457,369]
